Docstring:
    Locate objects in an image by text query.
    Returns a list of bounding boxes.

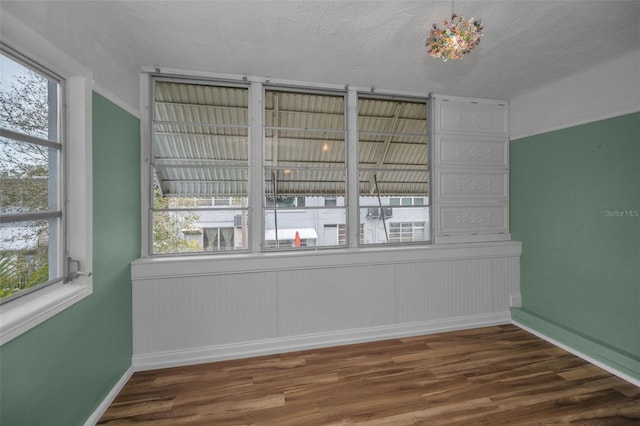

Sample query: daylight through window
[358,97,430,245]
[149,77,430,254]
[151,81,249,255]
[0,50,63,302]
[264,89,347,249]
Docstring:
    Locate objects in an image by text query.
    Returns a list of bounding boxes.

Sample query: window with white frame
[150,80,249,255]
[358,97,430,245]
[0,50,63,302]
[148,76,430,254]
[264,89,346,249]
[0,36,92,345]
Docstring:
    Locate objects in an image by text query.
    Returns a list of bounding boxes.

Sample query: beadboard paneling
[277,264,396,336]
[395,257,519,323]
[133,271,279,354]
[132,242,521,369]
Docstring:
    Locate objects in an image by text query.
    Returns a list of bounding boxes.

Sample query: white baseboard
[133,312,511,371]
[84,366,135,426]
[513,320,640,388]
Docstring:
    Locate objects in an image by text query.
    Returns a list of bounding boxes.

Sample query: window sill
[132,241,522,281]
[0,278,92,346]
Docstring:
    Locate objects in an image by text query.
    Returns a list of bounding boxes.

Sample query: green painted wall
[510,112,640,379]
[0,93,140,425]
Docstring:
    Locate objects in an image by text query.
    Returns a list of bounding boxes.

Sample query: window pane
[0,219,56,300]
[152,208,248,254]
[152,166,249,205]
[265,167,346,200]
[264,90,347,250]
[152,81,249,253]
[0,53,56,140]
[389,222,427,243]
[1,51,62,302]
[359,205,430,244]
[358,96,429,245]
[0,137,55,213]
[264,202,346,248]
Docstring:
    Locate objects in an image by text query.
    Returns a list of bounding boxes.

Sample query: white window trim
[0,12,93,346]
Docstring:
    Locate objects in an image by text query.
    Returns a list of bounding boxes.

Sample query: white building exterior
[183,195,430,251]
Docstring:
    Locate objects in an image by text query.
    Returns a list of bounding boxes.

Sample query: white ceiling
[2,1,639,108]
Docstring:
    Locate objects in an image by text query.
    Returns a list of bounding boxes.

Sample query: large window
[149,77,430,254]
[0,50,63,302]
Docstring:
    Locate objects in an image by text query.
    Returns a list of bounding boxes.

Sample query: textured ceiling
[1,1,639,107]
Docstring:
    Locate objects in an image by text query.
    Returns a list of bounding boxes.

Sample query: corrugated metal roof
[153,82,428,197]
[265,167,346,196]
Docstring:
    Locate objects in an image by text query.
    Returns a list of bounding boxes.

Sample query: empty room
[0,1,638,424]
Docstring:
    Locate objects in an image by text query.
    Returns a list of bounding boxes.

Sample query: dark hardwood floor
[98,324,640,425]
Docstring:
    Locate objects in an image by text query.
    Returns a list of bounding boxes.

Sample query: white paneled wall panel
[439,170,508,201]
[133,271,279,355]
[436,98,509,135]
[438,205,509,235]
[436,135,509,168]
[395,257,518,324]
[277,264,396,336]
[432,94,510,243]
[132,243,521,370]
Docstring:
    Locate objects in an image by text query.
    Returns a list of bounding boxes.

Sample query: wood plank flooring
[98,325,640,425]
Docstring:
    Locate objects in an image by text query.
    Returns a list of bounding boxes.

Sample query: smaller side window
[1,50,64,303]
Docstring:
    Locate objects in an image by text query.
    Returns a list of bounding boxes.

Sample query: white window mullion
[248,81,264,253]
[346,89,359,248]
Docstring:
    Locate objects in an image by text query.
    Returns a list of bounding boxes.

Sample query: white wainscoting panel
[132,242,521,370]
[395,256,519,323]
[277,264,397,336]
[133,271,280,354]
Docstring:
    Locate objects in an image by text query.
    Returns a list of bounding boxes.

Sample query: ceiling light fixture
[426,1,483,61]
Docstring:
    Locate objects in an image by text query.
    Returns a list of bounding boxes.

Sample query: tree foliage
[1,69,49,135]
[152,180,202,254]
[1,67,51,299]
